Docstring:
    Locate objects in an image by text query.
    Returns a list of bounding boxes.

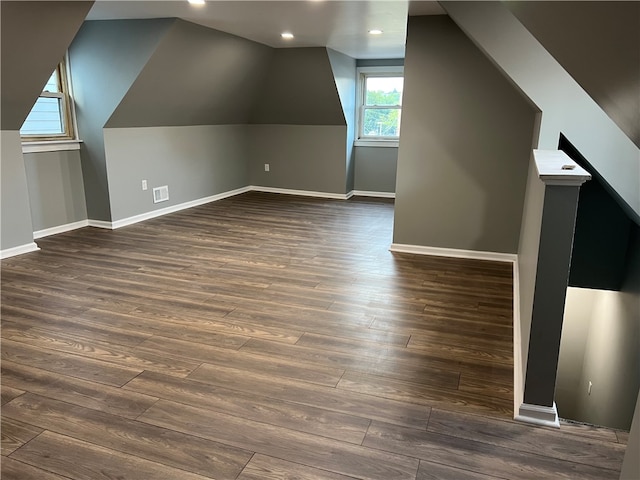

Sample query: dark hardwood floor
[1,192,627,479]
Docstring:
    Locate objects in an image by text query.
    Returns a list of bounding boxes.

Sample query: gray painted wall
[506,1,640,148]
[248,47,349,194]
[0,1,93,129]
[1,131,35,250]
[103,126,249,222]
[327,48,357,192]
[621,393,640,479]
[107,20,273,127]
[250,48,345,126]
[557,229,640,430]
[568,287,639,430]
[394,15,535,253]
[69,19,173,221]
[354,147,397,193]
[555,287,594,417]
[24,150,87,232]
[442,1,639,223]
[249,125,347,194]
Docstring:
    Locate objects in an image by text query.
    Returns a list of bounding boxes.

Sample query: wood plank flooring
[1,192,627,479]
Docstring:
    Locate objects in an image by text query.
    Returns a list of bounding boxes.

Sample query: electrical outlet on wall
[142,180,148,191]
[264,164,270,172]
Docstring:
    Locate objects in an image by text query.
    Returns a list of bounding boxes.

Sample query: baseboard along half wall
[0,241,40,260]
[88,219,113,229]
[512,259,523,420]
[390,243,517,264]
[351,190,396,199]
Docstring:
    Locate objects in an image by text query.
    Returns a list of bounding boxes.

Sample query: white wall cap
[534,149,591,186]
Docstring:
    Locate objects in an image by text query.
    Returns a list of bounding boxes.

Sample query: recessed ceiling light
[281,32,294,39]
[188,0,205,5]
[369,29,383,35]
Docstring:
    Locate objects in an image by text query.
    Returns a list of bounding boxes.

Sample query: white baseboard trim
[351,190,396,199]
[390,243,517,263]
[34,220,89,239]
[250,186,351,200]
[41,186,377,236]
[513,259,523,418]
[88,219,113,230]
[0,242,40,259]
[515,402,560,428]
[109,186,251,230]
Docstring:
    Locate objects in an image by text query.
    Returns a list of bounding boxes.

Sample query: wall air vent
[153,185,169,204]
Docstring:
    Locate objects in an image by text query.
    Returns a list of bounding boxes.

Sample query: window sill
[354,139,399,148]
[22,139,82,154]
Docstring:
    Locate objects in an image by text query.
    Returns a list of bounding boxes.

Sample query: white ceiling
[86,1,445,59]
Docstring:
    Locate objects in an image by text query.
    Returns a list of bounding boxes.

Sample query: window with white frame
[356,66,404,146]
[21,58,75,141]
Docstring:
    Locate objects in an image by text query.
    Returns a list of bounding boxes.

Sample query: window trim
[22,140,82,154]
[21,54,79,145]
[354,66,404,148]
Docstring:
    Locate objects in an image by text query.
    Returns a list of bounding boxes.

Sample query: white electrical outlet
[142,180,148,191]
[264,163,270,172]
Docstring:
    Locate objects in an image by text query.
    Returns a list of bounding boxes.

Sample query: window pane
[365,76,403,106]
[362,107,401,137]
[43,70,60,93]
[20,97,64,135]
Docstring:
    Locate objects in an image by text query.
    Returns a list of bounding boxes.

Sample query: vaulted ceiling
[87,0,445,59]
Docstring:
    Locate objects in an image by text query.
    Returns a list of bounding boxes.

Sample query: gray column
[516,150,590,427]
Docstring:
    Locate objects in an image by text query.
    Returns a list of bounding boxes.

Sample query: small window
[356,66,404,146]
[21,59,75,141]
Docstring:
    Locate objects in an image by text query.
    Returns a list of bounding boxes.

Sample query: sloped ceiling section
[506,1,640,148]
[327,48,357,128]
[0,1,94,130]
[327,48,357,190]
[106,19,274,127]
[70,19,175,130]
[250,48,346,125]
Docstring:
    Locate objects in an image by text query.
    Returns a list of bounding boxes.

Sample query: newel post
[517,150,591,428]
